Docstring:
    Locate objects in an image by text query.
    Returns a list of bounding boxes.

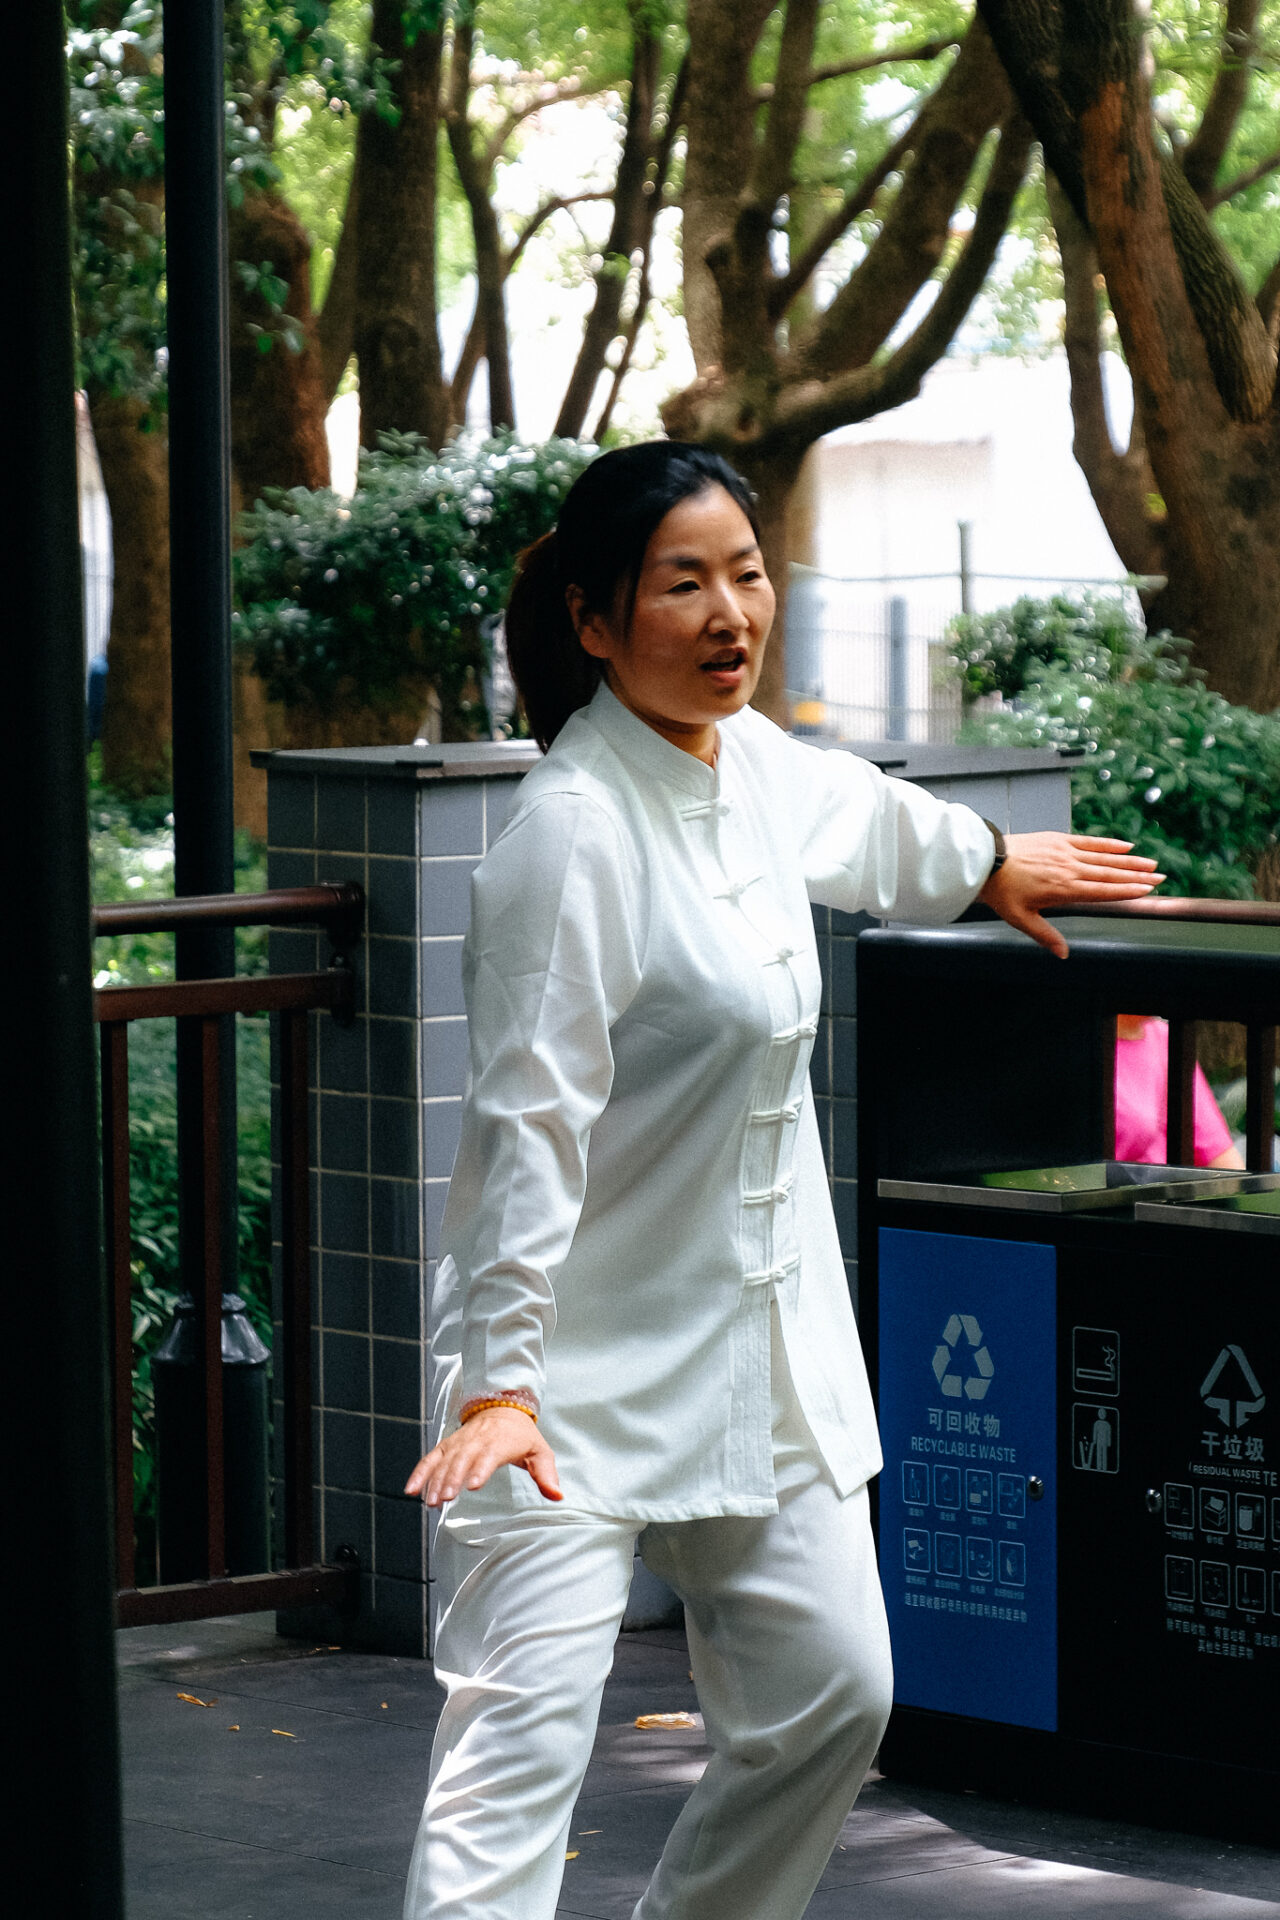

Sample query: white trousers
[404,1316,893,1920]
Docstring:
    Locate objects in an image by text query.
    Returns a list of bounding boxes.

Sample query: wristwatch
[982,817,1007,876]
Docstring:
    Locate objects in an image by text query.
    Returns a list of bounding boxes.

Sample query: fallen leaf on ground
[176,1694,216,1708]
[634,1712,698,1731]
[380,1702,389,1709]
[578,1830,602,1836]
[227,1725,240,1733]
[271,1729,297,1738]
[565,1851,579,1861]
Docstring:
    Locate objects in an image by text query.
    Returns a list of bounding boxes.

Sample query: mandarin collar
[587,681,721,802]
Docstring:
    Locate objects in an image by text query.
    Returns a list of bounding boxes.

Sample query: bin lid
[877,1161,1270,1214]
[1135,1181,1280,1234]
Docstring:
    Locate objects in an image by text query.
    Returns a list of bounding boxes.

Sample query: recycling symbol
[933,1312,995,1401]
[1201,1345,1266,1429]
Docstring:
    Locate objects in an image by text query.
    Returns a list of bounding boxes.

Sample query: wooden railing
[94,883,363,1627]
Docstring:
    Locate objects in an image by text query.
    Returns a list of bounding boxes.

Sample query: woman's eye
[669,580,699,594]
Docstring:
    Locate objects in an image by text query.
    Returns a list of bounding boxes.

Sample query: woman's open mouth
[699,647,748,683]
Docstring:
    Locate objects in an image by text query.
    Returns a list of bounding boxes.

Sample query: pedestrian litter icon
[932,1312,995,1400]
[1201,1345,1266,1429]
[1073,1403,1119,1473]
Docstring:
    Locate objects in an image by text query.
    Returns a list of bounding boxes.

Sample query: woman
[404,442,1159,1920]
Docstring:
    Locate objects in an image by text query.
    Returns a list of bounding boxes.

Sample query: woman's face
[572,485,776,762]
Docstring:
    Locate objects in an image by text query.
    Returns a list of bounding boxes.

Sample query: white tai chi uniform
[406,683,994,1919]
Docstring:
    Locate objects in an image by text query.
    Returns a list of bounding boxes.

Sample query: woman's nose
[707,583,750,631]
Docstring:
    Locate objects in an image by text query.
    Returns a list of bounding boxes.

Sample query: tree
[977,0,1280,711]
[664,5,1033,721]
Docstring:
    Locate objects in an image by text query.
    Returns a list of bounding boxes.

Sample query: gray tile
[374,1416,422,1499]
[421,1179,448,1262]
[419,783,484,857]
[267,849,318,893]
[267,774,316,850]
[832,1016,857,1099]
[368,781,419,858]
[366,937,418,1018]
[832,1176,858,1256]
[320,1172,370,1254]
[320,1093,369,1173]
[421,1100,461,1180]
[368,1571,429,1658]
[124,1819,403,1917]
[419,859,477,937]
[374,1493,427,1584]
[483,777,525,846]
[831,1097,858,1179]
[370,1099,419,1181]
[371,1178,421,1261]
[420,938,466,1018]
[316,851,367,892]
[317,777,367,854]
[371,1259,424,1341]
[810,1020,832,1097]
[830,936,858,1017]
[369,1020,418,1098]
[321,1409,371,1492]
[324,1487,373,1565]
[846,1257,860,1321]
[318,1017,368,1095]
[323,1330,371,1414]
[832,908,877,939]
[270,926,320,975]
[945,774,1009,830]
[372,1337,421,1422]
[421,1019,469,1099]
[367,856,419,937]
[1008,770,1071,834]
[321,1253,370,1334]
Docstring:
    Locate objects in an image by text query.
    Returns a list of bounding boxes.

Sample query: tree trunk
[445,23,515,434]
[91,393,172,795]
[318,161,359,407]
[354,1,449,448]
[554,18,662,438]
[228,189,331,504]
[737,451,806,725]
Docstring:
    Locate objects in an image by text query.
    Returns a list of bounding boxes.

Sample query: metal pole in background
[886,594,909,741]
[958,519,974,616]
[9,9,124,1911]
[164,0,240,1572]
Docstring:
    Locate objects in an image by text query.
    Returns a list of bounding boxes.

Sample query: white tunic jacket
[429,683,994,1521]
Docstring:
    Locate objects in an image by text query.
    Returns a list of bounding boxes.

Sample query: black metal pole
[8,9,124,1912]
[164,0,240,1568]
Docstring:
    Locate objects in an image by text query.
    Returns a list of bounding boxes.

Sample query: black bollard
[154,1294,272,1583]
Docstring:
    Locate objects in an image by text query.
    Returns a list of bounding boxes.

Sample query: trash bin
[857,915,1280,1841]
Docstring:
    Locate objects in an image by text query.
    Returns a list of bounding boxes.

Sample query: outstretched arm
[980,833,1161,958]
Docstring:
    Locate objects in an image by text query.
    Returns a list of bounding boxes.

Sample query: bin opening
[877,1161,1274,1213]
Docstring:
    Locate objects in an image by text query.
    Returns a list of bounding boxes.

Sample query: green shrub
[947,598,1280,897]
[232,430,595,725]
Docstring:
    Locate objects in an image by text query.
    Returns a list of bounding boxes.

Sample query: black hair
[504,441,762,750]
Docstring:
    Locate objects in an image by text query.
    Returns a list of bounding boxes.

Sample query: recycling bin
[857,915,1280,1841]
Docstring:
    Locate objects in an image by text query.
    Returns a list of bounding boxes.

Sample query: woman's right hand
[404,1407,563,1508]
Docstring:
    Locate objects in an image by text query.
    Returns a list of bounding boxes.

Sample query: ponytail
[503,442,762,752]
[505,529,604,752]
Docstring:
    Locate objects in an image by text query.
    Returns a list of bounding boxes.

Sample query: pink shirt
[1114,1018,1234,1167]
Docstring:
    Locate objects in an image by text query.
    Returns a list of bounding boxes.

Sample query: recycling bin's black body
[857,917,1280,1842]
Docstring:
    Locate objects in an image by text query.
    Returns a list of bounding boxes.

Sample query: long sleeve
[448,791,643,1408]
[788,738,995,923]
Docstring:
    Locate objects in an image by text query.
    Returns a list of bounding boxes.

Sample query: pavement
[118,1613,1280,1919]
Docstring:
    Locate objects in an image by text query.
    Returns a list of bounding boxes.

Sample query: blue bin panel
[878,1226,1058,1731]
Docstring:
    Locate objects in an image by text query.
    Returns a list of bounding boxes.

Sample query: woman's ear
[567,585,613,662]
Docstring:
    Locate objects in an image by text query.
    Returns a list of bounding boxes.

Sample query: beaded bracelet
[459,1394,539,1426]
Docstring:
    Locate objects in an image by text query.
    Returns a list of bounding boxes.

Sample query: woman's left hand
[978,833,1162,959]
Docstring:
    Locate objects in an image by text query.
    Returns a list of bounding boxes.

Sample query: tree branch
[775,112,1032,446]
[753,37,958,101]
[445,19,515,431]
[767,122,914,322]
[1181,0,1261,203]
[1257,249,1280,336]
[749,0,822,218]
[1048,172,1166,577]
[483,76,620,176]
[794,21,1011,382]
[1207,144,1280,208]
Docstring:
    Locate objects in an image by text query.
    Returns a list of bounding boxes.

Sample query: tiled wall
[267,763,525,1656]
[265,746,1071,1656]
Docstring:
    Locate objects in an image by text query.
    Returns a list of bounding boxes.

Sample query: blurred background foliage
[948,597,1280,898]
